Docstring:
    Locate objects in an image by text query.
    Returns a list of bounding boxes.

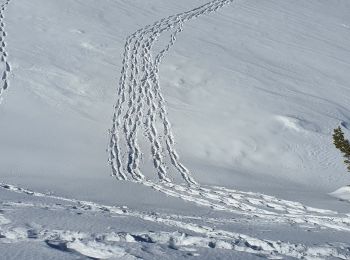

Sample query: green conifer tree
[333,126,350,172]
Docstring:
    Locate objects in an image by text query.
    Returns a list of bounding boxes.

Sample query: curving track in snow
[108,0,234,185]
[145,181,350,232]
[1,183,349,260]
[0,0,11,102]
[107,0,350,238]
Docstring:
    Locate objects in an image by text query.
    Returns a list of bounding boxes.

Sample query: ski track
[1,183,349,260]
[0,0,11,102]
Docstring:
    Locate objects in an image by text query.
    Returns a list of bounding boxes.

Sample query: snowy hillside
[1,0,350,259]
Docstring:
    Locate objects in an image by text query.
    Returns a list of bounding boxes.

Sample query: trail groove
[106,1,350,238]
[0,0,11,102]
[108,0,234,184]
[1,182,349,259]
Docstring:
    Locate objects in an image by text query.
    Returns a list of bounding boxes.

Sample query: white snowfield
[0,0,350,259]
[1,182,350,259]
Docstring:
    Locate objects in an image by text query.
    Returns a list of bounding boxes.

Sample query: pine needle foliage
[333,126,350,172]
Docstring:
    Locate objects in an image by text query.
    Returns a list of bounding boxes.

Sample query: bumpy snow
[0,0,350,259]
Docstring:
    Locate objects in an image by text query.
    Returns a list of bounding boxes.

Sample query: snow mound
[330,186,350,202]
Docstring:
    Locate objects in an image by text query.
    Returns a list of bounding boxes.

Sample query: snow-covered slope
[1,0,350,259]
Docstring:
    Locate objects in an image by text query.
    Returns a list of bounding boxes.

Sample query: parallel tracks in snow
[108,0,234,185]
[107,0,350,239]
[0,1,347,258]
[1,182,349,259]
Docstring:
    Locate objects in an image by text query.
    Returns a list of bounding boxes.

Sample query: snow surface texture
[108,0,237,185]
[331,186,350,203]
[0,0,11,101]
[1,0,350,259]
[1,183,350,259]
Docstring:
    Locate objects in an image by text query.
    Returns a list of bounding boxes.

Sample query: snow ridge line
[108,0,234,184]
[0,0,11,102]
[1,182,349,259]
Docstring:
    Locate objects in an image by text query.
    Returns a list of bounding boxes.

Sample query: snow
[0,0,350,259]
[1,182,350,259]
[330,186,350,202]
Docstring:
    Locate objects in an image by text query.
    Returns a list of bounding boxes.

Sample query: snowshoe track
[0,0,11,102]
[108,0,234,185]
[1,182,349,260]
[0,0,346,258]
[106,1,350,237]
[145,181,350,233]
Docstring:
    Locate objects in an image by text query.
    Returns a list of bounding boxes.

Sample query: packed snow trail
[0,0,11,102]
[109,0,234,185]
[1,183,349,259]
[144,181,350,232]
